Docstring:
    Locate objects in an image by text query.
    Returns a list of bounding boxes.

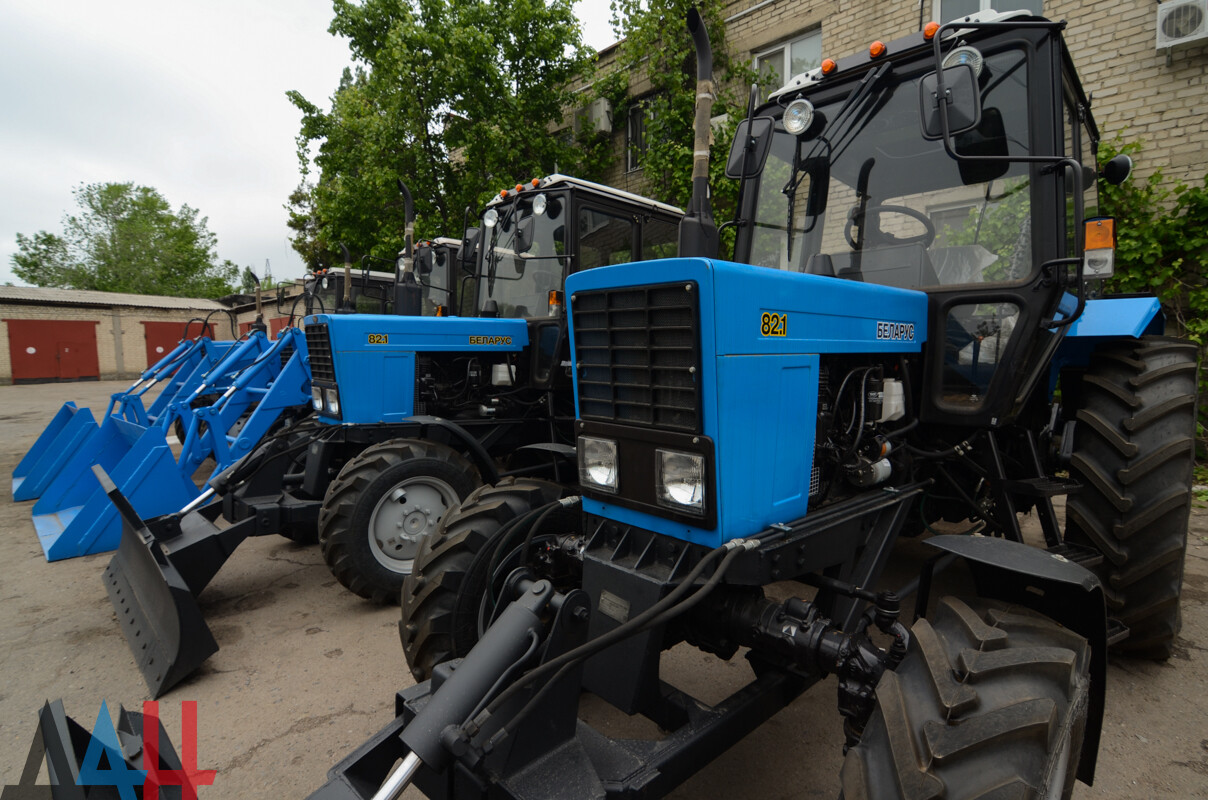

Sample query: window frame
[932,0,1043,22]
[625,102,649,173]
[753,29,822,92]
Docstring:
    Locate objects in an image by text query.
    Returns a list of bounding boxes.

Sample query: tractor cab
[470,174,682,387]
[730,10,1106,425]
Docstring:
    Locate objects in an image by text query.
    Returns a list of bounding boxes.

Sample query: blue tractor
[314,9,1197,800]
[103,175,683,697]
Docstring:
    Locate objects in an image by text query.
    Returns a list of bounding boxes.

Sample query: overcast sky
[0,0,617,289]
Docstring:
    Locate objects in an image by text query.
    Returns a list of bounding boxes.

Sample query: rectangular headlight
[325,387,340,415]
[655,448,705,514]
[311,386,324,411]
[578,436,618,493]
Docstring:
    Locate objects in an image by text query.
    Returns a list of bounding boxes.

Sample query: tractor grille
[305,323,336,383]
[278,343,296,369]
[572,282,701,433]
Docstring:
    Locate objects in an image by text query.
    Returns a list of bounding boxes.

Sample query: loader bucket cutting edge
[100,467,218,698]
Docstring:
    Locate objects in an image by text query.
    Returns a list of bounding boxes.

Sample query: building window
[626,102,649,173]
[934,0,1042,22]
[755,30,822,91]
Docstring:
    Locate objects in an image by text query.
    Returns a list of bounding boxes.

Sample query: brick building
[595,0,1206,193]
[0,287,229,384]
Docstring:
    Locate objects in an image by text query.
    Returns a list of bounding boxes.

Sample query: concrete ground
[0,379,1205,798]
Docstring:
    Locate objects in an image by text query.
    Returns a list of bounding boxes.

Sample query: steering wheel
[845,204,936,249]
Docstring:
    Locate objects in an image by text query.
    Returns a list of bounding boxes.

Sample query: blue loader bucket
[32,419,201,561]
[12,402,99,502]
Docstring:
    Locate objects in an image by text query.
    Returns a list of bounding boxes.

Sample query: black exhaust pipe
[395,179,423,316]
[678,8,719,260]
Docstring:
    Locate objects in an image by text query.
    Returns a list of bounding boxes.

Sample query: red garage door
[6,319,101,383]
[239,317,290,336]
[141,321,215,370]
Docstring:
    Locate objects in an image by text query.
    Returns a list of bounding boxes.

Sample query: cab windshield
[748,43,1034,289]
[477,194,567,317]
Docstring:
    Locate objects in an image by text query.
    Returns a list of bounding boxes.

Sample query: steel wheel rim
[368,476,460,574]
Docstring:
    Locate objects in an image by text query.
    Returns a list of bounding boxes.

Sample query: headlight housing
[578,436,618,493]
[311,386,324,411]
[324,387,340,416]
[655,448,705,514]
[942,46,984,77]
[783,99,815,136]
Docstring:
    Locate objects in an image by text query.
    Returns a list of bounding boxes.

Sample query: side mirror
[1101,154,1133,186]
[416,248,434,275]
[461,228,480,272]
[516,215,535,255]
[725,116,775,179]
[919,64,981,140]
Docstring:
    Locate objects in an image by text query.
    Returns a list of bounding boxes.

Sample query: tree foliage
[287,0,609,271]
[1096,135,1208,453]
[595,0,758,253]
[11,182,239,298]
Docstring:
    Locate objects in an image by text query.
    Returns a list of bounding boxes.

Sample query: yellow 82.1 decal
[760,312,787,337]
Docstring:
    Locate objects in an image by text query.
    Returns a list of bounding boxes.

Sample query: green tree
[1095,135,1208,453]
[12,182,239,298]
[595,0,758,253]
[287,0,608,269]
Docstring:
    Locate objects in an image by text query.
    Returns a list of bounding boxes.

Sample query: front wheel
[400,477,575,682]
[319,439,479,604]
[841,596,1091,800]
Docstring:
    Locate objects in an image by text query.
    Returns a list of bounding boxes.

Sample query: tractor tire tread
[319,438,478,605]
[840,596,1090,800]
[1064,335,1198,659]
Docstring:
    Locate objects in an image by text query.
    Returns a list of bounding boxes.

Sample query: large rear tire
[400,477,572,682]
[841,596,1091,800]
[319,439,479,604]
[1064,336,1198,659]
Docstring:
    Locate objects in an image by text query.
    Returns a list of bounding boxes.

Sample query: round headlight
[942,46,984,77]
[484,208,499,228]
[532,193,548,216]
[783,98,815,136]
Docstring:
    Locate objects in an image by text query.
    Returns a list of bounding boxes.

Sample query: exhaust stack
[396,180,423,316]
[678,8,719,260]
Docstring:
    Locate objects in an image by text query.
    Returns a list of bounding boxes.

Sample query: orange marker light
[500,189,508,198]
[435,305,448,317]
[1085,218,1115,250]
[531,178,540,187]
[516,184,524,192]
[924,21,940,40]
[869,41,887,58]
[821,58,837,75]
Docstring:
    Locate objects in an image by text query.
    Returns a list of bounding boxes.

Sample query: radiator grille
[278,343,296,369]
[572,282,701,433]
[305,323,336,383]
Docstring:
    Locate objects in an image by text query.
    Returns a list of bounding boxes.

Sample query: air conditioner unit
[1156,0,1208,48]
[574,98,612,135]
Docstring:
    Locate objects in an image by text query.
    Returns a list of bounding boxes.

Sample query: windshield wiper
[783,62,893,262]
